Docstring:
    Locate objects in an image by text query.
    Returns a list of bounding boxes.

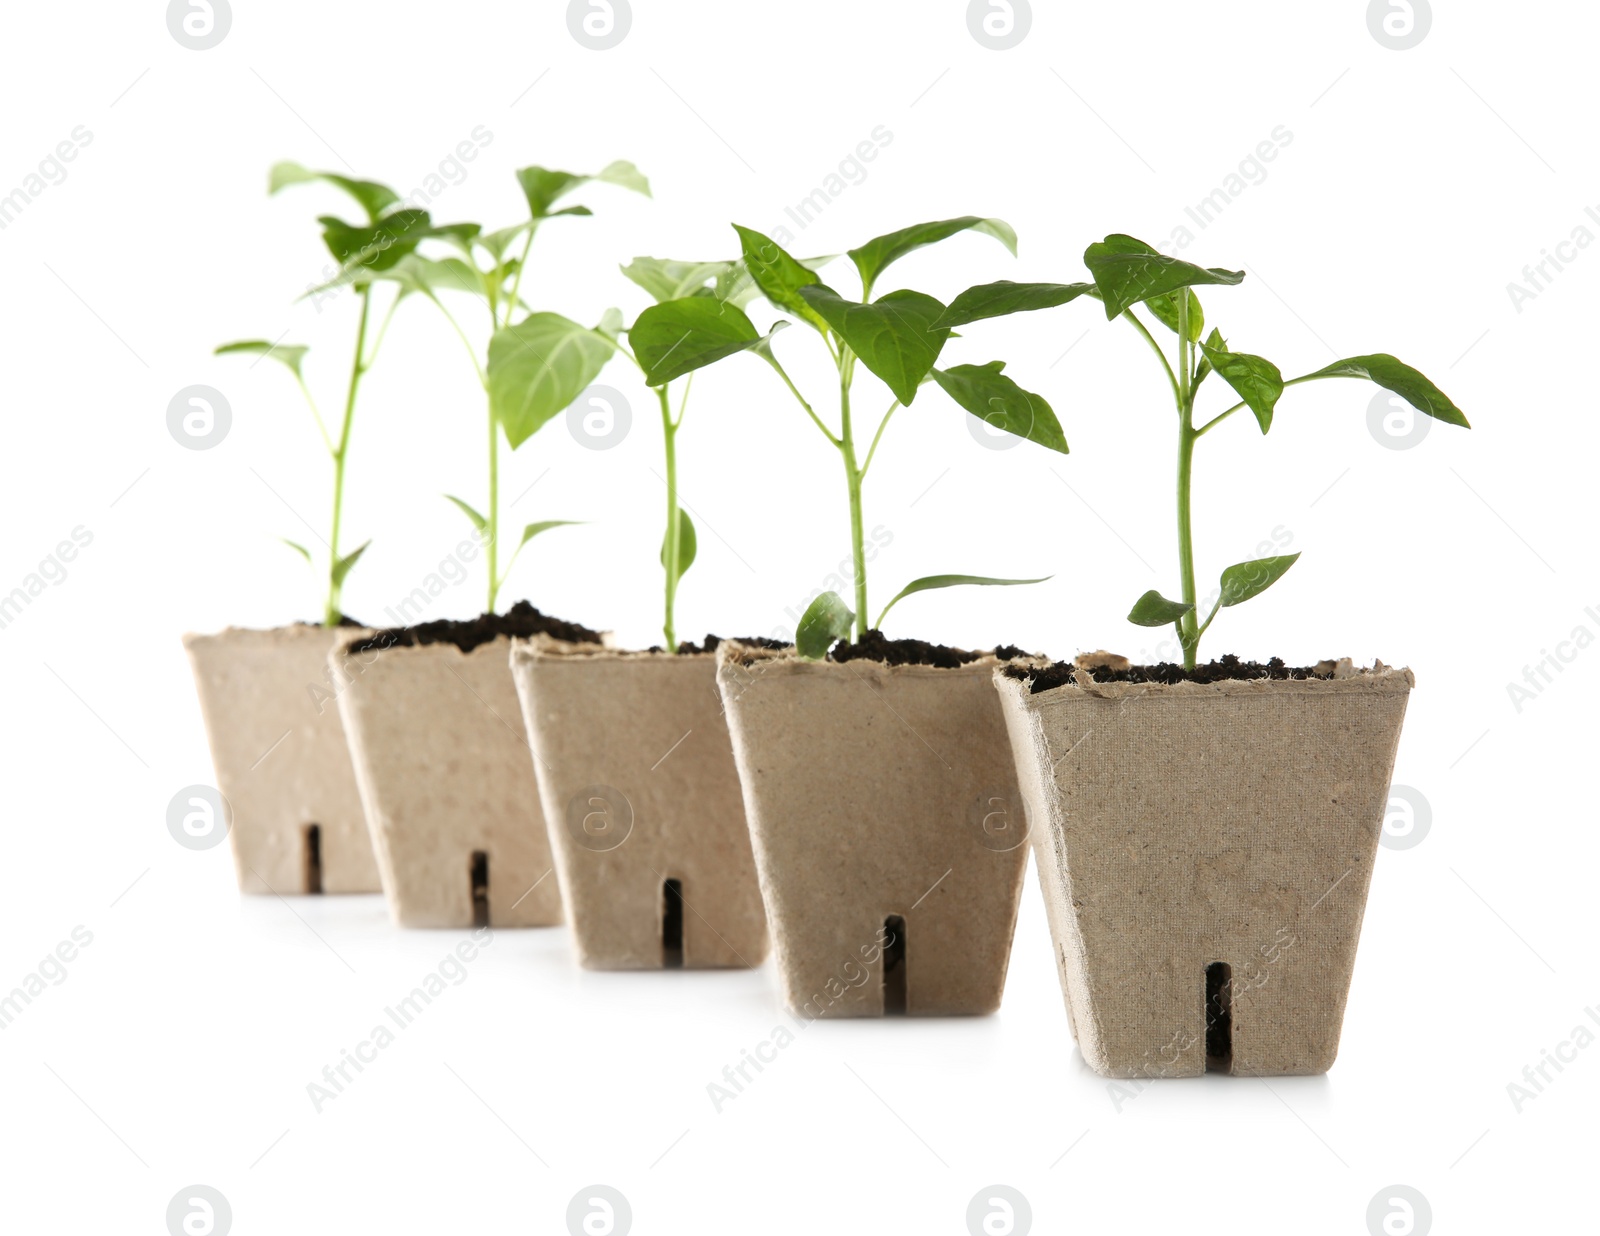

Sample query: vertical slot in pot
[303,824,323,895]
[1205,961,1233,1074]
[470,851,489,928]
[662,878,684,968]
[883,915,907,1016]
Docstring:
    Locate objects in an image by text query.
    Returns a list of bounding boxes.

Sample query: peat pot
[716,638,1032,1018]
[510,635,769,970]
[994,657,1414,1078]
[333,603,603,928]
[183,625,380,894]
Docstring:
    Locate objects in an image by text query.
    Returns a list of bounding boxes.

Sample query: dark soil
[646,634,792,655]
[345,601,604,656]
[829,630,1032,669]
[1007,653,1332,694]
[297,616,366,629]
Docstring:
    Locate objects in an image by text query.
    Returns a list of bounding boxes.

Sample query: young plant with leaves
[613,256,769,650]
[936,234,1470,668]
[319,161,651,612]
[218,163,440,625]
[630,219,1067,658]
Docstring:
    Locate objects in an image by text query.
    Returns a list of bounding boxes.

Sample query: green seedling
[218,162,436,625]
[937,233,1470,667]
[617,257,768,650]
[318,161,650,612]
[629,219,1067,659]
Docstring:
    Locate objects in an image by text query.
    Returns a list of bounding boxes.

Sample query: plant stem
[837,362,868,639]
[325,284,372,626]
[659,385,680,652]
[1174,293,1200,669]
[485,395,500,613]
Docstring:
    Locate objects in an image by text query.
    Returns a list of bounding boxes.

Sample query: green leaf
[1302,355,1470,428]
[487,312,617,449]
[332,540,370,587]
[1145,288,1205,342]
[1198,338,1283,433]
[795,285,949,405]
[875,574,1048,630]
[1083,234,1244,320]
[215,339,309,380]
[660,509,697,583]
[269,162,398,223]
[935,280,1097,329]
[1127,589,1194,627]
[847,217,1016,295]
[520,519,583,548]
[1218,553,1301,608]
[318,209,435,274]
[444,494,487,531]
[629,296,784,386]
[516,160,650,220]
[621,256,740,305]
[281,538,313,564]
[732,225,831,334]
[930,362,1067,454]
[796,591,854,660]
[594,307,625,342]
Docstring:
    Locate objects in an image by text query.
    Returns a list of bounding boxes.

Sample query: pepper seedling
[317,161,650,612]
[630,219,1066,658]
[218,162,437,625]
[936,233,1470,668]
[616,257,772,650]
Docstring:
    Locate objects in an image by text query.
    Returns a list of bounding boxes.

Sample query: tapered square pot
[333,615,594,928]
[994,661,1414,1077]
[716,641,1030,1018]
[183,625,380,894]
[509,637,769,970]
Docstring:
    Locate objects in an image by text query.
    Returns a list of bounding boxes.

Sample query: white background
[0,1,1594,1233]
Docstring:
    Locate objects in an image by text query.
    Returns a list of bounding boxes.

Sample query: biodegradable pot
[715,641,1030,1018]
[183,625,380,894]
[994,660,1414,1077]
[333,630,569,929]
[509,636,769,970]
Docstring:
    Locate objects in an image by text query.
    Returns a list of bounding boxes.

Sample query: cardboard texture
[995,662,1414,1077]
[510,637,768,969]
[182,626,380,894]
[333,634,562,928]
[716,642,1030,1017]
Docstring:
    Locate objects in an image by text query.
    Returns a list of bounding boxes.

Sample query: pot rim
[510,632,728,664]
[715,637,1034,678]
[994,658,1414,707]
[182,621,373,647]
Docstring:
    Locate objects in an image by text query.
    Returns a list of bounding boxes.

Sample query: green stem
[860,397,899,478]
[1174,292,1199,669]
[762,354,838,445]
[1123,309,1181,406]
[1193,373,1339,437]
[325,284,372,626]
[485,396,500,613]
[838,363,868,639]
[659,386,680,652]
